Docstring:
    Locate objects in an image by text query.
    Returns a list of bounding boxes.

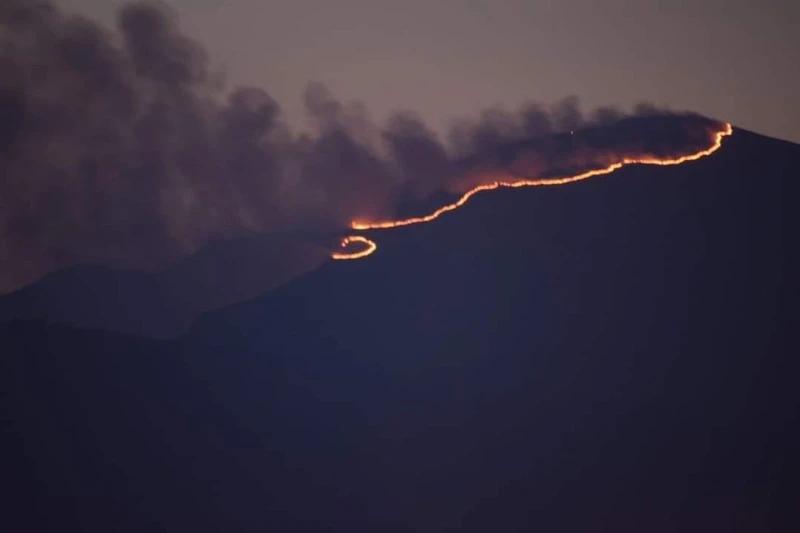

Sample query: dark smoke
[0,0,703,293]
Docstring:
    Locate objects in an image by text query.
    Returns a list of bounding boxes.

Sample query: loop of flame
[331,235,378,260]
[332,123,733,260]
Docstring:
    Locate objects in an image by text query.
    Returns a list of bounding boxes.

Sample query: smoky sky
[0,1,721,293]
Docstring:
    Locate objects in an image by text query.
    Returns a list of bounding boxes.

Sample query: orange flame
[332,122,733,260]
[331,235,378,260]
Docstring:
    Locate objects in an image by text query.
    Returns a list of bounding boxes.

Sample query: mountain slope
[2,127,798,532]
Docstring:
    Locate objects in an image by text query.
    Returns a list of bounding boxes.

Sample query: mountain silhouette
[0,233,329,337]
[2,125,798,531]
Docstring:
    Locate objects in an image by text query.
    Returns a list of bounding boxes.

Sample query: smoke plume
[0,1,718,293]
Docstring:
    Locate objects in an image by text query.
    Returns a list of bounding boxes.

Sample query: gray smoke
[0,0,678,293]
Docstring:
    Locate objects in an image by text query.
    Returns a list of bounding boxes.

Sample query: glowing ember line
[331,235,378,260]
[332,122,733,260]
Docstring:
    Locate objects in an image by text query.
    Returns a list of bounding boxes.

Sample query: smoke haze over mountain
[1,0,719,293]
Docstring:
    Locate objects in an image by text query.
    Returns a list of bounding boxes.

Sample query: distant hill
[0,233,329,337]
[2,125,798,532]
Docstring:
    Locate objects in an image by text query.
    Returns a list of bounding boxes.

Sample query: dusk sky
[58,0,799,143]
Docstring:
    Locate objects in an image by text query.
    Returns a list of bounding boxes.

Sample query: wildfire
[332,122,733,260]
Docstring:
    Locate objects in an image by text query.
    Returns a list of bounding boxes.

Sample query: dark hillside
[2,127,798,532]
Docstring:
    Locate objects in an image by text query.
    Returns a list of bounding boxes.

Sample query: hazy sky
[55,0,800,142]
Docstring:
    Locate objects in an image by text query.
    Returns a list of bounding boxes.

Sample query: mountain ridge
[1,118,779,339]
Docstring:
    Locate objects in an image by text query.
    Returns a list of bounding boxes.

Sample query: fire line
[332,122,733,260]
